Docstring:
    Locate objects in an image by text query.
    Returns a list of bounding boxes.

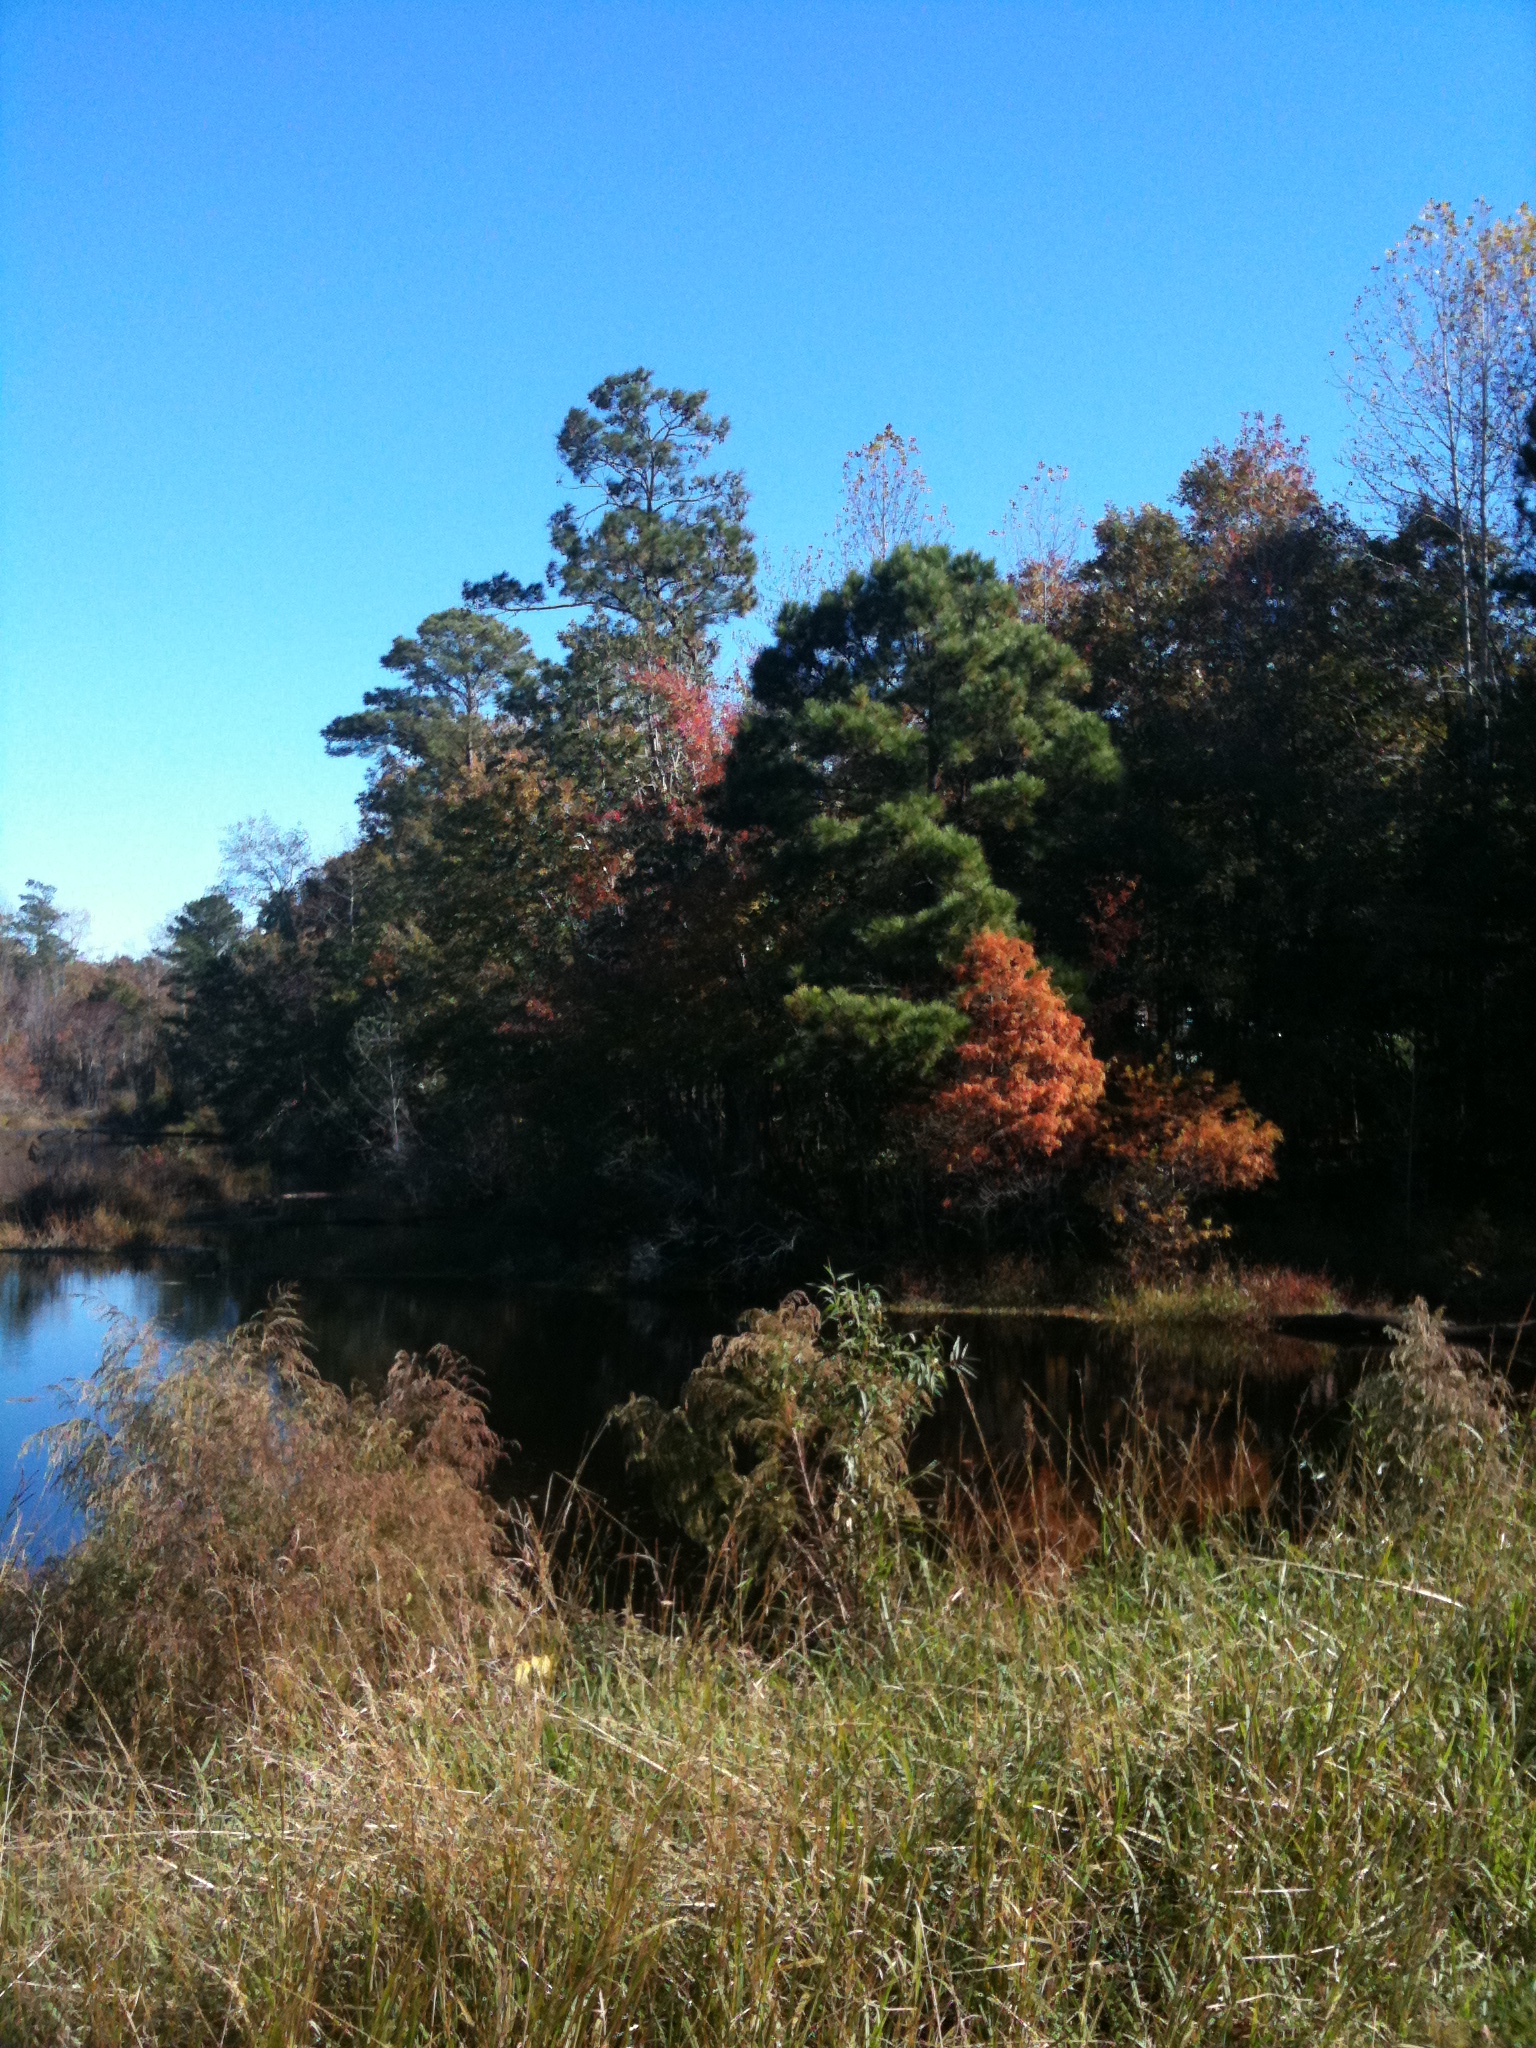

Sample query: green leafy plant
[613,1278,955,1625]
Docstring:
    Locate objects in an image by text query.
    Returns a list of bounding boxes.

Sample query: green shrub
[612,1279,954,1626]
[1350,1295,1506,1511]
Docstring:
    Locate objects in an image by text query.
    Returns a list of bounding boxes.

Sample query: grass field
[0,1295,1532,2044]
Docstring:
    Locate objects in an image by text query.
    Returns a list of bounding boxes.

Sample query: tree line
[0,883,163,1114]
[16,201,1535,1280]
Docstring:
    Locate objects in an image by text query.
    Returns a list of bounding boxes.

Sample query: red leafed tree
[631,665,738,812]
[923,933,1105,1189]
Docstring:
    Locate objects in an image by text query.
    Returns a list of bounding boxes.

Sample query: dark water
[1,1251,1360,1551]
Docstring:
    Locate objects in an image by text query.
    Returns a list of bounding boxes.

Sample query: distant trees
[13,879,80,969]
[0,908,39,1103]
[1063,329,1536,1202]
[158,371,759,1188]
[0,883,165,1112]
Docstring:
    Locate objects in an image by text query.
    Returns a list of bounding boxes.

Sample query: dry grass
[0,1297,1533,2043]
[0,1139,263,1252]
[7,1296,505,1751]
[1099,1264,1349,1324]
[894,1260,1348,1323]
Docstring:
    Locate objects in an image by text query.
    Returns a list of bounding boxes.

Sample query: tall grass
[0,1138,262,1252]
[0,1298,1533,2043]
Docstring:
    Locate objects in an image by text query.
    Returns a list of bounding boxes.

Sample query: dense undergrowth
[0,1135,260,1252]
[0,1290,1533,2044]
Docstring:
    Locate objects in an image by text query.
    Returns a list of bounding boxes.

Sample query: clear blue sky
[2,2,1531,956]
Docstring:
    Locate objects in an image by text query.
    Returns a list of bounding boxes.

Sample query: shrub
[1351,1295,1506,1509]
[20,1294,506,1745]
[612,1279,953,1627]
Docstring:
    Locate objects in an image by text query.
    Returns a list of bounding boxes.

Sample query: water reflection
[903,1311,1354,1522]
[217,1274,732,1492]
[1,1254,1361,1551]
[0,1256,240,1551]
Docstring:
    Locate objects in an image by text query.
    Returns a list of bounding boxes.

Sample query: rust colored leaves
[924,933,1105,1180]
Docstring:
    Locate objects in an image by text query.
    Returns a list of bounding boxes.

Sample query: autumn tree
[1177,414,1320,552]
[1067,417,1438,1164]
[756,424,945,622]
[995,462,1086,633]
[835,426,950,569]
[0,1031,38,1106]
[1342,200,1536,704]
[168,372,766,1191]
[1092,1056,1281,1272]
[920,932,1104,1200]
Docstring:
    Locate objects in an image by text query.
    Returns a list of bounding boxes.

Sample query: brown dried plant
[16,1293,507,1747]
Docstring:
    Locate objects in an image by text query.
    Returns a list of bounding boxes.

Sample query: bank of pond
[6,1246,1528,1556]
[2,1247,1535,2043]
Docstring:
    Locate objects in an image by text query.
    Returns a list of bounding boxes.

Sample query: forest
[6,199,1536,1296]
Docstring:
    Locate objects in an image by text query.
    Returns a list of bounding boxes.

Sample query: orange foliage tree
[1093,1056,1282,1271]
[918,933,1281,1266]
[921,933,1104,1199]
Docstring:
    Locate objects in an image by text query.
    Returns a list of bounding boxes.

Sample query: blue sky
[2,1,1532,956]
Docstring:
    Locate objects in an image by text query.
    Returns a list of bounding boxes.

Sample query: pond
[1,1249,1377,1553]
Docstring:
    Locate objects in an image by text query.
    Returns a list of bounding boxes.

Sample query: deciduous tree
[920,932,1104,1192]
[835,426,949,569]
[1342,200,1536,703]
